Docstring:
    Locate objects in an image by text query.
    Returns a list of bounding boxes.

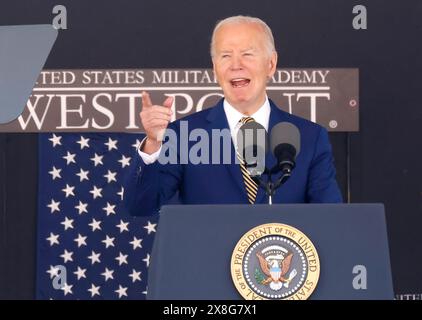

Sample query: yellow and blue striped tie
[237,117,258,204]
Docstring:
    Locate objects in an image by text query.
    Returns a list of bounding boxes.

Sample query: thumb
[162,96,174,109]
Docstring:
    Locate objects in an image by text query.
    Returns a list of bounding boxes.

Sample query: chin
[228,91,253,103]
[228,96,249,106]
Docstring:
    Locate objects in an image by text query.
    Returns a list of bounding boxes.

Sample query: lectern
[147,204,393,300]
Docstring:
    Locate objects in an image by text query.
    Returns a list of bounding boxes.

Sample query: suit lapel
[206,100,249,202]
[205,99,288,204]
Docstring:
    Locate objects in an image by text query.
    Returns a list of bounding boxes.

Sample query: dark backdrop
[1,0,421,299]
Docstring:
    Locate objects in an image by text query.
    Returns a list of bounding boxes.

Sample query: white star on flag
[62,184,75,198]
[144,221,157,234]
[47,199,60,213]
[129,237,143,250]
[117,187,124,201]
[115,252,128,266]
[46,232,60,246]
[102,235,115,248]
[118,155,131,168]
[75,201,88,215]
[77,136,90,149]
[101,268,114,281]
[60,249,74,263]
[48,166,62,180]
[88,284,101,297]
[49,134,62,147]
[90,186,103,199]
[129,269,142,283]
[61,283,73,296]
[105,138,118,151]
[88,218,102,232]
[74,267,87,280]
[76,168,89,182]
[115,285,128,298]
[61,217,74,230]
[87,250,101,265]
[46,265,60,279]
[88,218,101,232]
[132,139,142,150]
[103,170,117,183]
[90,153,103,166]
[116,220,129,233]
[102,202,116,216]
[143,254,151,267]
[63,151,76,165]
[74,234,87,247]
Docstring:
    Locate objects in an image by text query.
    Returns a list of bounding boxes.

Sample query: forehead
[214,22,265,50]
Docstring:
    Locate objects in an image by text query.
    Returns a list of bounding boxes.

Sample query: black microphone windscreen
[270,122,301,158]
[236,121,269,155]
[236,121,268,176]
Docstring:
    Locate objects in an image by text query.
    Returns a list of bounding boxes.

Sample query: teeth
[231,78,250,87]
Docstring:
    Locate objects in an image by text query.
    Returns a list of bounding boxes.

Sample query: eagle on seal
[256,252,294,290]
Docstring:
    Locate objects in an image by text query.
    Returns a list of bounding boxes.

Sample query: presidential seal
[231,223,320,300]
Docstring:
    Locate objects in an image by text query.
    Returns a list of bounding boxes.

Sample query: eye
[243,52,253,56]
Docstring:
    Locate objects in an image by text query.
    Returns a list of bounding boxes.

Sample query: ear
[212,58,221,86]
[268,51,278,77]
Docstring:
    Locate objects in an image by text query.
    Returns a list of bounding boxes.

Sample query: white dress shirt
[138,97,271,164]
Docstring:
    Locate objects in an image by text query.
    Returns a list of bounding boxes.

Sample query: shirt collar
[223,97,271,133]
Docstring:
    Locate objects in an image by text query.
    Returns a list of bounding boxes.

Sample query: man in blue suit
[124,16,342,216]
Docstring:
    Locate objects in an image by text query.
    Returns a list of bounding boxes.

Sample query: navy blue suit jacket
[124,99,342,216]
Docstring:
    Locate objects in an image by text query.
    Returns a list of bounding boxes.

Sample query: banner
[0,69,359,132]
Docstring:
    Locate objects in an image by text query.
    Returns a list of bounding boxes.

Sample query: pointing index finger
[142,91,153,108]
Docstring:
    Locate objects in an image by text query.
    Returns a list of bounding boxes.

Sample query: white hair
[210,15,276,58]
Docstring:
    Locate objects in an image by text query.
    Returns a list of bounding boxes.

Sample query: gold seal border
[230,223,320,300]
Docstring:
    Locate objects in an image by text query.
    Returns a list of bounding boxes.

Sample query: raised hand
[139,91,174,154]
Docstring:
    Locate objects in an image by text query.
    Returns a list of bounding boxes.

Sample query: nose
[230,54,243,71]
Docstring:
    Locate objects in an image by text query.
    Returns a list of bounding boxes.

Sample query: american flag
[36,133,157,299]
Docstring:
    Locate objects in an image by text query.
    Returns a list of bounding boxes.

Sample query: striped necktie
[237,116,258,204]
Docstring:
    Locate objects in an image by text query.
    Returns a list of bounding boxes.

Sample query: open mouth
[230,78,250,88]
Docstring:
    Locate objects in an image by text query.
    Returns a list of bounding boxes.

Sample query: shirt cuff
[137,137,162,164]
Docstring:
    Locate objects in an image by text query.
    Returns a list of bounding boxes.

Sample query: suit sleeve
[123,124,183,216]
[306,127,343,203]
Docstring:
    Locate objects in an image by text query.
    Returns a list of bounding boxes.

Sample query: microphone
[270,122,301,175]
[236,121,268,177]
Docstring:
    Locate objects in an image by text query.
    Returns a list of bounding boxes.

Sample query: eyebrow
[218,47,255,54]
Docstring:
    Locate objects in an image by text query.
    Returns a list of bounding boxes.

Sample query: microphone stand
[251,164,293,205]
